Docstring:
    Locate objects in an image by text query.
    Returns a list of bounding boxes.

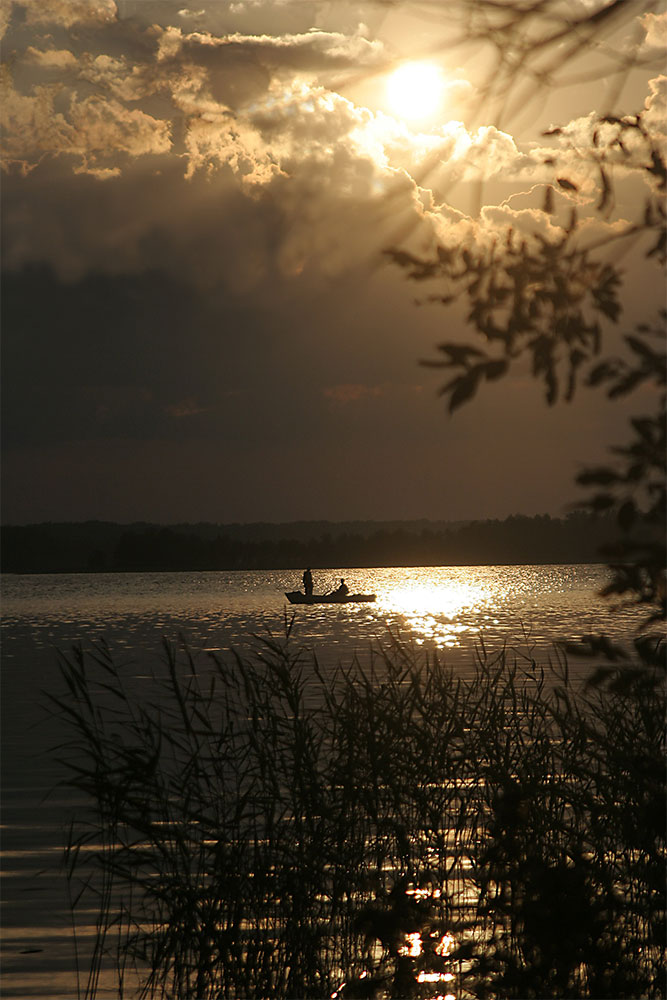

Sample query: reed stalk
[50,630,665,999]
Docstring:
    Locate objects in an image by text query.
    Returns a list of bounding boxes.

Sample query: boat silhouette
[285,591,376,605]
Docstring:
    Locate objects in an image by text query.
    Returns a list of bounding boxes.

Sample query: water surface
[1,565,644,998]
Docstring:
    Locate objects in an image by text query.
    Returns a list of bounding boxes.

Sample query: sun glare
[385,61,445,123]
[378,578,492,648]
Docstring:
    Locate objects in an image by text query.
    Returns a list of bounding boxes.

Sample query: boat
[285,591,376,605]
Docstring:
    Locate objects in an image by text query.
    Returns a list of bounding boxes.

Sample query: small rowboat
[285,591,376,605]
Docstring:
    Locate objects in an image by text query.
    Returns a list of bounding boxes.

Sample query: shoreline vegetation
[54,630,665,999]
[2,512,619,574]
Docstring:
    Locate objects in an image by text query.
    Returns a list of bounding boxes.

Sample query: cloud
[2,157,286,287]
[15,0,117,29]
[68,94,171,162]
[644,74,667,137]
[178,7,205,20]
[147,23,387,117]
[2,3,663,290]
[0,1,12,40]
[3,40,436,281]
[75,52,162,103]
[165,25,386,74]
[1,68,171,175]
[640,11,667,50]
[24,45,78,70]
[183,112,280,185]
[0,1,562,204]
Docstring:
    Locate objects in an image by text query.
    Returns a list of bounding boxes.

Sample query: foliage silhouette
[386,41,666,633]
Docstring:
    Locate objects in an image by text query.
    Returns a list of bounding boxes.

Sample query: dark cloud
[1,245,641,524]
[1,262,279,447]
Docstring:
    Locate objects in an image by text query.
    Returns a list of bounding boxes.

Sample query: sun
[385,61,445,123]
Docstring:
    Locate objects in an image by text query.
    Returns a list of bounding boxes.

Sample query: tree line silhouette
[2,512,618,574]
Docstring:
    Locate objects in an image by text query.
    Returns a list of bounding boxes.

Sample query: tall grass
[50,624,665,999]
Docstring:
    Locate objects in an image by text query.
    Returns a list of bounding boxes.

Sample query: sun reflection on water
[378,577,493,648]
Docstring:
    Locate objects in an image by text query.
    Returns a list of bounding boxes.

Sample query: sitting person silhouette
[302,567,313,596]
[333,578,349,598]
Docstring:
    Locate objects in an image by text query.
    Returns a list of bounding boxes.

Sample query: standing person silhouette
[302,567,313,597]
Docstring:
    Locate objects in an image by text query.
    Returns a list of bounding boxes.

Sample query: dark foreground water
[0,565,645,998]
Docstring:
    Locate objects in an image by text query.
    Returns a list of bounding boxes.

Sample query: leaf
[630,416,658,441]
[625,335,663,365]
[608,370,644,398]
[565,349,586,401]
[483,359,508,381]
[384,248,436,280]
[546,366,557,405]
[543,185,554,214]
[618,500,636,532]
[587,493,616,511]
[597,166,612,213]
[577,467,619,486]
[595,295,621,322]
[437,343,485,365]
[448,371,480,413]
[647,229,666,260]
[646,148,667,189]
[587,361,618,387]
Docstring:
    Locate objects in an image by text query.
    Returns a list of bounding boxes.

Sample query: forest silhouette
[2,512,618,574]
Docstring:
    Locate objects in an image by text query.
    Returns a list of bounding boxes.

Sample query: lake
[0,565,645,998]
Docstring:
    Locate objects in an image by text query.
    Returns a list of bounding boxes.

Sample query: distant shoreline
[1,513,615,575]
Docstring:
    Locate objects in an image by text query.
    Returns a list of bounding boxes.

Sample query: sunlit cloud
[16,0,117,28]
[24,46,78,70]
[1,1,663,288]
[76,52,161,103]
[178,8,205,20]
[482,198,572,242]
[156,24,386,80]
[1,69,171,175]
[640,10,667,50]
[644,74,667,137]
[183,113,279,185]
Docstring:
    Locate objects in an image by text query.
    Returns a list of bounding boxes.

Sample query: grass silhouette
[51,623,665,999]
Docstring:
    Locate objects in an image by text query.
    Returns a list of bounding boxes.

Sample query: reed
[50,626,665,999]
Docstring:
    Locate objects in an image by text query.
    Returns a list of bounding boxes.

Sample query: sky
[1,0,665,526]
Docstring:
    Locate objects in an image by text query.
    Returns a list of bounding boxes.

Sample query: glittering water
[0,565,645,996]
[1,563,643,659]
